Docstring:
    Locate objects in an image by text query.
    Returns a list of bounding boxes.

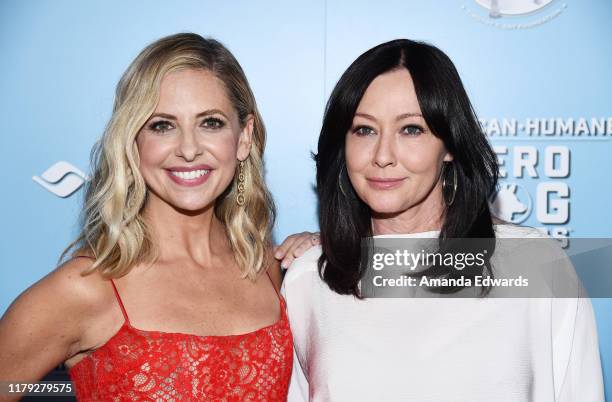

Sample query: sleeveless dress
[68,267,293,401]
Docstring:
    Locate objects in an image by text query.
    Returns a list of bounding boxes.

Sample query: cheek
[345,138,376,200]
[207,134,241,185]
[345,136,373,172]
[400,151,439,175]
[210,136,240,162]
[399,139,447,175]
[136,135,172,171]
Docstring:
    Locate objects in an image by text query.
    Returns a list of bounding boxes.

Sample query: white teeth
[171,169,209,180]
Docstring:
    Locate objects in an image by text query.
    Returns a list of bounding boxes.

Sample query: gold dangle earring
[236,161,246,206]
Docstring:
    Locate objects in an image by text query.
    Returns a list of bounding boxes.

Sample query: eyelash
[202,117,225,129]
[402,124,424,136]
[148,120,173,133]
[351,124,424,136]
[147,117,226,133]
[352,126,376,136]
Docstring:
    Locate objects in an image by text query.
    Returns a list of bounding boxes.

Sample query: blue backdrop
[1,0,610,398]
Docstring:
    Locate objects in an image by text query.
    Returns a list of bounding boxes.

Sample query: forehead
[356,68,421,117]
[155,68,234,114]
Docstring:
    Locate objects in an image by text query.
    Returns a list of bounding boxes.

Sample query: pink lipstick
[165,164,213,187]
[366,177,406,190]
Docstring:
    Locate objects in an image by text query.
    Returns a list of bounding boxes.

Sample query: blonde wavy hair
[60,33,276,281]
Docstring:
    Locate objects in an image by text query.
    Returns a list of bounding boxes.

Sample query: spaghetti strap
[265,271,282,301]
[72,256,130,324]
[109,279,130,324]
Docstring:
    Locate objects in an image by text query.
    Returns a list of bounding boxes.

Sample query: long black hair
[315,39,499,297]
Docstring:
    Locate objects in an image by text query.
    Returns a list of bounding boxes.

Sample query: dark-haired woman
[282,39,604,401]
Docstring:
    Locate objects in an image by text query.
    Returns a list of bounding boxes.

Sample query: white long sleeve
[282,224,605,402]
[286,332,310,401]
[281,274,311,401]
[554,294,604,401]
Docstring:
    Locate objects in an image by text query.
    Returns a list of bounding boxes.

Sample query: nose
[373,131,396,168]
[176,127,203,161]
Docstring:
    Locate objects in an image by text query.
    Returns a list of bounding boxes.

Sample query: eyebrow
[149,109,230,120]
[354,112,423,122]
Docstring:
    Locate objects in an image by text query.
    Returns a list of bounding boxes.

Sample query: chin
[366,200,409,217]
[169,197,214,213]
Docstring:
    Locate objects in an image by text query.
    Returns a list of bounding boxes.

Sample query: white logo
[32,161,90,198]
[462,0,566,29]
[476,0,552,18]
[489,182,532,224]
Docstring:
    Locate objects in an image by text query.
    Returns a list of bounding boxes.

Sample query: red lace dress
[68,274,293,401]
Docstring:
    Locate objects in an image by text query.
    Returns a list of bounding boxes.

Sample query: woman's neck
[370,185,445,235]
[142,194,229,264]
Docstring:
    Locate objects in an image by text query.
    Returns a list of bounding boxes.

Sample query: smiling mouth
[170,169,210,180]
[165,167,213,187]
[366,177,406,190]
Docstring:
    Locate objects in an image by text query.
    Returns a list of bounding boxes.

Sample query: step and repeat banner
[1,0,611,397]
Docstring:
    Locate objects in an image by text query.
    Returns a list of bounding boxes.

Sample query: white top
[281,224,604,402]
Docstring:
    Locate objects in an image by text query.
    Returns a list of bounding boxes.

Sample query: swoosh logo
[32,161,90,198]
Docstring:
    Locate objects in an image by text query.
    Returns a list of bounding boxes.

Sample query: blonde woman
[0,33,310,401]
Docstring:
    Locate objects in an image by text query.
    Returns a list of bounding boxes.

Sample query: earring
[236,161,246,206]
[442,161,457,206]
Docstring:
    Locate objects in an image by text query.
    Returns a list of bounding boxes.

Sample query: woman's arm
[280,251,321,402]
[554,293,605,402]
[0,257,104,401]
[286,348,310,402]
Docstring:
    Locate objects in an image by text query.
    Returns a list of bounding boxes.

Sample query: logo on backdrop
[489,182,532,224]
[477,0,552,17]
[32,161,89,198]
[484,116,612,237]
[462,0,567,29]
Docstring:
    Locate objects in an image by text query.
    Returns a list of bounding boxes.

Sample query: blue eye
[148,120,174,133]
[402,125,424,136]
[202,117,225,129]
[353,126,376,136]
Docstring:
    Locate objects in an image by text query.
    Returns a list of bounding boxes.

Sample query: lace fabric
[68,278,293,401]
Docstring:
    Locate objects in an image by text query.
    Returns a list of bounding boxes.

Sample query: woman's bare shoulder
[16,256,116,324]
[0,256,118,380]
